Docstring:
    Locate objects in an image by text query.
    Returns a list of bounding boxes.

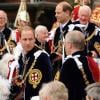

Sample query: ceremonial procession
[0,0,100,100]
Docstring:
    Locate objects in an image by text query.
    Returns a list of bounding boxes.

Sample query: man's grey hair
[85,82,100,100]
[35,25,48,36]
[39,80,68,100]
[78,5,92,17]
[65,30,85,50]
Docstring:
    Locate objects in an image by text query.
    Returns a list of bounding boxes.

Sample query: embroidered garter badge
[28,69,42,88]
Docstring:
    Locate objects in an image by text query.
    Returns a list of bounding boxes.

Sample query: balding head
[56,1,72,13]
[85,82,100,100]
[65,31,85,55]
[79,5,91,17]
[55,1,72,24]
[39,80,68,100]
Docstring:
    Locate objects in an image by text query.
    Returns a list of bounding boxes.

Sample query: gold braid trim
[15,59,37,87]
[0,36,12,52]
[35,44,42,50]
[80,68,90,86]
[59,56,90,86]
[54,67,90,86]
[85,30,95,42]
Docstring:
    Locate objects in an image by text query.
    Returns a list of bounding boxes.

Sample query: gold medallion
[28,69,42,88]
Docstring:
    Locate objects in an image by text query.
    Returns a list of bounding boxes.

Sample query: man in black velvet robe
[15,26,53,100]
[51,1,73,78]
[72,5,100,57]
[0,10,12,59]
[59,31,94,100]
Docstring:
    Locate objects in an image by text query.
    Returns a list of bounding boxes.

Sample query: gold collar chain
[15,58,37,86]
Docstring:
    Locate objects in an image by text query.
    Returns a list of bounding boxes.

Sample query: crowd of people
[0,0,100,100]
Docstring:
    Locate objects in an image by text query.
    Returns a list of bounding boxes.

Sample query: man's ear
[44,96,50,100]
[69,42,73,49]
[65,10,71,16]
[33,38,35,44]
[86,95,93,100]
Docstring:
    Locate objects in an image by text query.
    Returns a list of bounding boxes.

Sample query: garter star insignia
[28,69,42,88]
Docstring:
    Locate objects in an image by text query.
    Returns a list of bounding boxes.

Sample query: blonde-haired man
[39,80,68,100]
[85,82,100,100]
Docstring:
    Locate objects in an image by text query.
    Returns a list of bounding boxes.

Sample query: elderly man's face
[0,11,7,28]
[79,10,90,25]
[37,30,49,43]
